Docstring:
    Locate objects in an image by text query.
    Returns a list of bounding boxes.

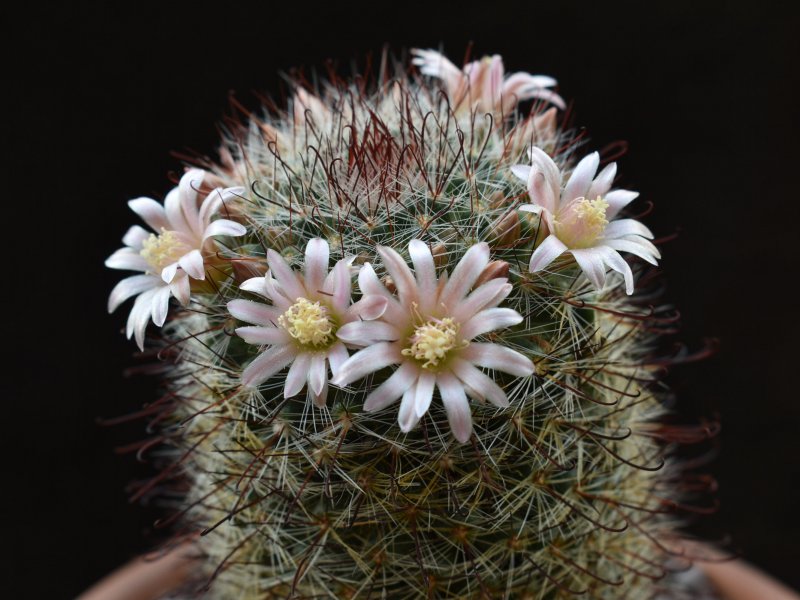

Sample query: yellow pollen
[140,229,187,271]
[402,317,464,370]
[278,298,335,348]
[575,196,609,232]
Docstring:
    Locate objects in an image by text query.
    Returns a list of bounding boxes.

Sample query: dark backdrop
[5,1,799,597]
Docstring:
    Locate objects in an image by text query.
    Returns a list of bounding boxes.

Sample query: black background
[5,1,799,597]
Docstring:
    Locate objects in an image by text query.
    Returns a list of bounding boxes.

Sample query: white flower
[511,148,660,294]
[106,169,247,349]
[332,240,534,443]
[228,239,388,407]
[411,49,565,115]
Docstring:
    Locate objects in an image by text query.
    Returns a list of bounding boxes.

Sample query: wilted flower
[228,238,388,407]
[333,240,533,442]
[512,148,660,294]
[106,169,246,349]
[412,48,565,116]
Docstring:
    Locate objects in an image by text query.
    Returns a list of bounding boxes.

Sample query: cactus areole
[105,48,709,598]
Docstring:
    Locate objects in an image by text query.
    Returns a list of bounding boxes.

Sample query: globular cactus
[106,48,711,598]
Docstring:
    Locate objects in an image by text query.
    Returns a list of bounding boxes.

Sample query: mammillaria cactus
[106,48,710,598]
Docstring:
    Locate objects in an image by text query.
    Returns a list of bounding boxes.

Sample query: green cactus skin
[121,54,714,599]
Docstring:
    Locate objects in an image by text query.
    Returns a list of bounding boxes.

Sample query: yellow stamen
[140,229,187,271]
[402,317,465,370]
[554,196,610,248]
[278,298,335,348]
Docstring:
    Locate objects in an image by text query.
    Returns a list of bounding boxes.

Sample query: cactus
[107,49,710,598]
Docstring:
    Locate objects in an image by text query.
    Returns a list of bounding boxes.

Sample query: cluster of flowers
[107,49,659,444]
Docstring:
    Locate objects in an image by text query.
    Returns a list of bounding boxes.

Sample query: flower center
[140,229,188,271]
[402,317,464,370]
[278,298,335,348]
[554,196,609,248]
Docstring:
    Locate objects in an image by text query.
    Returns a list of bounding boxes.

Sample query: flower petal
[452,278,511,323]
[122,225,151,249]
[333,342,402,387]
[377,245,417,306]
[105,248,149,272]
[161,262,179,284]
[304,238,329,295]
[312,378,329,408]
[235,326,290,346]
[460,307,523,340]
[414,371,436,418]
[327,342,349,377]
[337,321,400,345]
[450,358,509,408]
[599,247,635,295]
[510,164,531,182]
[202,219,247,241]
[570,247,608,290]
[308,353,327,397]
[440,242,490,306]
[398,385,422,433]
[409,239,437,314]
[363,362,419,412]
[267,249,305,301]
[126,287,159,350]
[150,284,172,327]
[285,352,310,397]
[461,343,534,377]
[228,299,280,326]
[604,219,654,240]
[529,234,568,273]
[169,272,191,306]
[604,190,640,219]
[563,152,600,204]
[241,345,296,388]
[240,276,269,297]
[587,162,617,200]
[163,187,192,236]
[128,197,168,232]
[527,147,561,214]
[348,294,389,321]
[108,274,160,312]
[604,238,660,265]
[325,256,353,314]
[178,169,205,235]
[177,249,205,280]
[437,371,473,443]
[357,262,405,325]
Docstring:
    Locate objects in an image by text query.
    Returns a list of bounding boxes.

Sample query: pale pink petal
[599,247,635,295]
[262,274,293,311]
[333,342,402,386]
[348,294,389,321]
[411,48,466,97]
[398,385,422,433]
[452,278,511,323]
[128,197,168,232]
[285,352,310,398]
[377,245,417,305]
[440,242,490,306]
[266,249,305,301]
[604,189,640,219]
[450,358,509,408]
[228,299,281,326]
[235,326,290,346]
[604,219,654,240]
[461,343,534,377]
[308,353,327,397]
[127,287,159,350]
[161,262,179,284]
[150,284,172,327]
[178,169,205,235]
[357,263,405,325]
[460,307,523,340]
[198,186,245,225]
[163,187,192,236]
[325,257,353,313]
[178,249,206,280]
[510,164,531,182]
[483,55,503,112]
[570,247,608,290]
[108,274,160,312]
[241,345,296,388]
[437,371,473,443]
[408,240,437,314]
[604,238,660,265]
[503,73,558,98]
[202,219,247,241]
[304,238,329,295]
[169,273,191,306]
[563,152,600,204]
[587,162,617,200]
[525,88,566,110]
[105,248,149,272]
[529,234,568,272]
[527,147,561,214]
[363,362,419,412]
[518,203,543,215]
[337,321,400,345]
[327,342,349,378]
[312,378,328,408]
[240,276,269,297]
[414,371,436,418]
[122,225,150,248]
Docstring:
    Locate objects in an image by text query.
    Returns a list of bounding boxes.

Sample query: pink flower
[411,49,565,115]
[332,240,534,443]
[228,239,388,407]
[511,148,660,295]
[106,169,246,349]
